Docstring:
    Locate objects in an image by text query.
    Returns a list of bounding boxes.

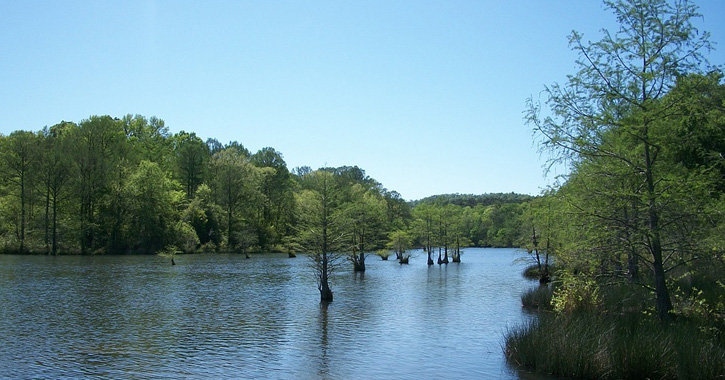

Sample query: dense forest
[0,118,533,258]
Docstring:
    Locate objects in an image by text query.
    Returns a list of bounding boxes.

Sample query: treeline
[411,192,533,208]
[0,116,534,256]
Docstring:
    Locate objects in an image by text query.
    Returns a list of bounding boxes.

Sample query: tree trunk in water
[426,237,434,265]
[320,285,333,302]
[320,180,333,303]
[452,239,461,262]
[355,251,365,272]
[319,267,333,302]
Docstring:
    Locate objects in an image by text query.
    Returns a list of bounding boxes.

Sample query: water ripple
[0,249,534,379]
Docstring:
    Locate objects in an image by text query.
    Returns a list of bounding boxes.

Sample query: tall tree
[36,122,75,255]
[124,160,187,254]
[70,116,126,254]
[251,147,294,250]
[184,183,224,251]
[0,130,37,252]
[526,0,715,320]
[342,184,387,272]
[210,148,264,251]
[412,204,437,265]
[173,131,209,199]
[295,169,345,302]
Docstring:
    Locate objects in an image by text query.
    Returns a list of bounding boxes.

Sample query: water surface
[0,248,537,379]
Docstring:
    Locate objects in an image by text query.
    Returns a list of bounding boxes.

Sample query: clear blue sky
[2,1,724,201]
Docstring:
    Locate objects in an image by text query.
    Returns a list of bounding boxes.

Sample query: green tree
[251,147,294,250]
[412,203,437,265]
[388,229,412,264]
[341,184,387,272]
[526,0,715,320]
[210,148,265,251]
[122,114,172,170]
[69,116,126,254]
[294,169,345,302]
[519,193,562,283]
[36,122,75,255]
[124,160,187,254]
[184,183,224,251]
[0,130,37,252]
[382,189,411,231]
[173,131,209,199]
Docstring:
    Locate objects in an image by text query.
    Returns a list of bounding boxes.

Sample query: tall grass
[520,285,553,310]
[505,312,725,380]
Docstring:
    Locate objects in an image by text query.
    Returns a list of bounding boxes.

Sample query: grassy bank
[505,312,725,380]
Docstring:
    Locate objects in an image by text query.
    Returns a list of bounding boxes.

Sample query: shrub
[551,273,602,314]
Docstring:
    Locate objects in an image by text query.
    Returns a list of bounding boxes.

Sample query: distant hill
[410,192,534,208]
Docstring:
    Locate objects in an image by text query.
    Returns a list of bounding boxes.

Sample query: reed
[504,312,725,380]
[520,285,553,310]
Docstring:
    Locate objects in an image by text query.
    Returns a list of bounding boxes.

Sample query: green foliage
[172,131,209,198]
[184,184,223,250]
[551,273,603,314]
[250,147,295,251]
[210,148,266,252]
[124,160,187,254]
[293,169,345,301]
[527,0,722,321]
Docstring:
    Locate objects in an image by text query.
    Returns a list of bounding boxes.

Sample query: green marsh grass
[520,285,554,311]
[505,312,725,380]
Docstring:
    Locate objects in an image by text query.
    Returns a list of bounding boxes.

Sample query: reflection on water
[0,248,535,379]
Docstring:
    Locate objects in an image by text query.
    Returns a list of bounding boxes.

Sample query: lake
[0,248,541,379]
